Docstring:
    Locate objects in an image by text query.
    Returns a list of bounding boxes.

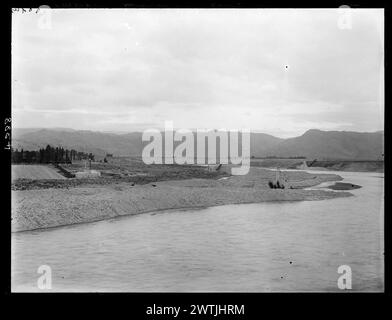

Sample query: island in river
[327,182,362,190]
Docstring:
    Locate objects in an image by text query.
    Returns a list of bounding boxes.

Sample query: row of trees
[11,145,94,164]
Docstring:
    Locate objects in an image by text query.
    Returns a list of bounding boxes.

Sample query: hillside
[12,128,384,161]
[12,129,143,158]
[265,129,384,160]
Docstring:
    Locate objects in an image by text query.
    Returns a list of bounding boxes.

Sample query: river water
[11,171,384,292]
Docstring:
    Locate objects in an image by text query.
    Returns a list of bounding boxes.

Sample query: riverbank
[12,168,352,232]
[251,159,384,172]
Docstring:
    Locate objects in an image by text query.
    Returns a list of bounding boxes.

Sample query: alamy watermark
[337,265,352,290]
[142,121,250,175]
[37,264,52,290]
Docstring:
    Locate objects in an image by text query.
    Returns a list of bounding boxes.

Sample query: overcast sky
[12,9,384,137]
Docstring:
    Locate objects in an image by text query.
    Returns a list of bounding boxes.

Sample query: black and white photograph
[10,7,384,293]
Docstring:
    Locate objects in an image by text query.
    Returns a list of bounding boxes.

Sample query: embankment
[306,160,384,172]
[251,159,384,172]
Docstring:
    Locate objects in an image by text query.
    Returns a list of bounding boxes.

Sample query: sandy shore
[12,168,352,232]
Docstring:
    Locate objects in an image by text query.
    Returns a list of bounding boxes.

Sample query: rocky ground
[12,167,352,232]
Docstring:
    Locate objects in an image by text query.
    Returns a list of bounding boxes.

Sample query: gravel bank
[12,168,352,232]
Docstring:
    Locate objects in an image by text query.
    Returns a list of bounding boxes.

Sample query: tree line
[11,145,95,164]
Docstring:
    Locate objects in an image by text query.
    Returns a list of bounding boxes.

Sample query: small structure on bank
[103,153,113,163]
[207,164,223,172]
[75,159,101,179]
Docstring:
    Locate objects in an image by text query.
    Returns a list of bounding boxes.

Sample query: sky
[12,8,384,138]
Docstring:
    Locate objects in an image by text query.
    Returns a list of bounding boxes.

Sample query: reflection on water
[12,171,384,292]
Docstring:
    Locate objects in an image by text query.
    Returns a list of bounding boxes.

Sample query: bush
[269,180,286,189]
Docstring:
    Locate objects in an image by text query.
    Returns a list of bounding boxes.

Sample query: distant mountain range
[12,128,384,160]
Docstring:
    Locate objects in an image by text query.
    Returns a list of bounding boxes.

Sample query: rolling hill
[11,128,384,160]
[265,129,384,160]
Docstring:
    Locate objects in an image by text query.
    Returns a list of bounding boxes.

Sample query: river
[11,171,384,292]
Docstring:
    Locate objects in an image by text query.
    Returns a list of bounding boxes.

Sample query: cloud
[12,9,384,136]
